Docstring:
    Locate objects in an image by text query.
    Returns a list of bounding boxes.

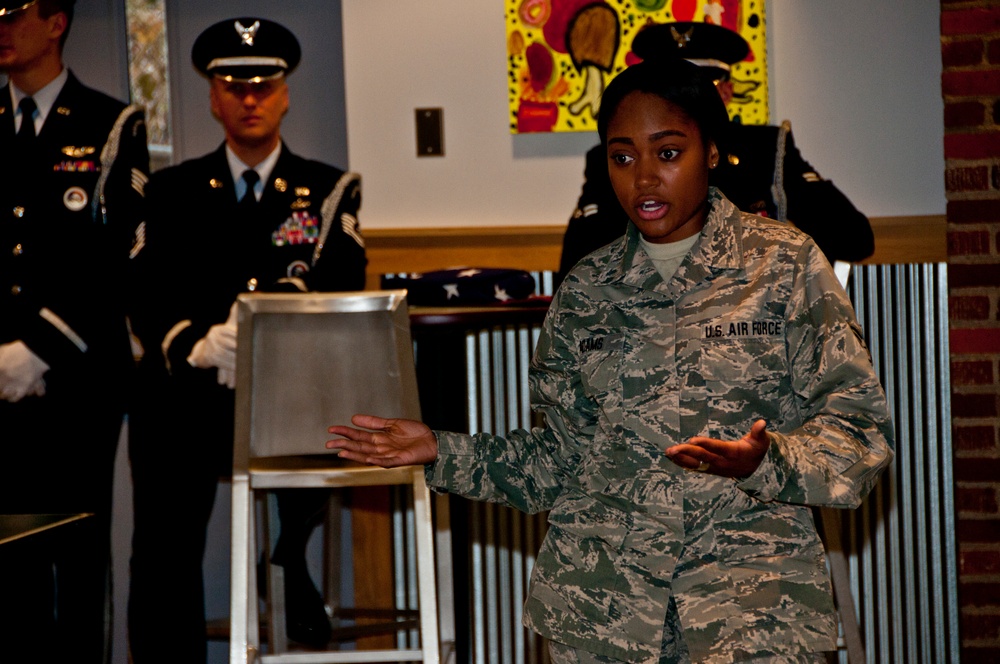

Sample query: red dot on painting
[672,0,696,21]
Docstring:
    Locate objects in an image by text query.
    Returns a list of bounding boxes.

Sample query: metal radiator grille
[465,324,549,664]
[451,263,958,664]
[845,263,959,664]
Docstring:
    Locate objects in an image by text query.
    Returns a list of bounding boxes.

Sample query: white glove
[0,341,50,402]
[216,366,236,389]
[215,302,240,389]
[187,303,238,388]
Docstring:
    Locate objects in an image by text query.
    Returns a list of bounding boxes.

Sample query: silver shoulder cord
[93,104,144,222]
[313,171,362,266]
[771,119,791,223]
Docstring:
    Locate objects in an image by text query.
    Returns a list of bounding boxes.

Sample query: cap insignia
[235,20,261,47]
[670,26,693,48]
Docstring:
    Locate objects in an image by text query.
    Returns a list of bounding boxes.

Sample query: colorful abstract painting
[506,0,768,133]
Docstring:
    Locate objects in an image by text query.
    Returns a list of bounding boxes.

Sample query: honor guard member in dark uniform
[557,21,874,288]
[127,17,367,661]
[0,0,149,660]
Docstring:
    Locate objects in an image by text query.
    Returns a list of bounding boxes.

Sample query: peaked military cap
[191,17,301,82]
[632,21,749,80]
[0,0,73,16]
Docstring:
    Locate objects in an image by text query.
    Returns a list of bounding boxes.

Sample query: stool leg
[263,492,290,653]
[230,476,253,664]
[323,490,345,631]
[248,490,261,654]
[413,470,441,664]
[434,493,457,664]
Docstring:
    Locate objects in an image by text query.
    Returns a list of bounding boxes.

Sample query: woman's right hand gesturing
[326,414,438,467]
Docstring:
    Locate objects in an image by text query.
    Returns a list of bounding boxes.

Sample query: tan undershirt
[639,232,701,283]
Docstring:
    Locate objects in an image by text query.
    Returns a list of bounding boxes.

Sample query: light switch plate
[415,108,444,157]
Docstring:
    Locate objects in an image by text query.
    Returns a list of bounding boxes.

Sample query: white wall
[768,0,945,217]
[341,0,945,230]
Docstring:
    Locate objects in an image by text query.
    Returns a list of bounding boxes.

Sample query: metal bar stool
[229,290,440,664]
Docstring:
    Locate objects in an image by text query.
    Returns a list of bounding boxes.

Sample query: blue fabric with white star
[383,267,536,306]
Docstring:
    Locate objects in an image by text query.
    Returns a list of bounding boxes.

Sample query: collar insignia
[235,20,261,47]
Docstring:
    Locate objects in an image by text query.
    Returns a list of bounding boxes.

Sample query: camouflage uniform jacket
[428,188,895,663]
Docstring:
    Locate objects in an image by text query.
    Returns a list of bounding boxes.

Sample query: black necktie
[17,97,37,141]
[239,169,260,208]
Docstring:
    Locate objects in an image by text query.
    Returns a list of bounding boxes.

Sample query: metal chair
[229,290,440,664]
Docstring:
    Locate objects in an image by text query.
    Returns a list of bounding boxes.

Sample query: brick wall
[942,1,1000,659]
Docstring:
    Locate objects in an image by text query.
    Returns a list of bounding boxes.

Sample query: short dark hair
[37,0,75,50]
[597,58,731,154]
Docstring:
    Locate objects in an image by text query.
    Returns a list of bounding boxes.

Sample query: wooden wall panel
[362,216,947,289]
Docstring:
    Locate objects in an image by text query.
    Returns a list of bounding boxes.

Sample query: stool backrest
[232,290,420,467]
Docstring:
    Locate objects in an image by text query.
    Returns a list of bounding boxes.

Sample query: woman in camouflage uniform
[327,60,894,664]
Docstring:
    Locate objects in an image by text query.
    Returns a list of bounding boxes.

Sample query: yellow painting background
[506,0,768,133]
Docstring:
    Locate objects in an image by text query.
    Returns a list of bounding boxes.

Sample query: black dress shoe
[282,564,333,649]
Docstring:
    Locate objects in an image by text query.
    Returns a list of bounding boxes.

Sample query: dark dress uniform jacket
[0,71,149,511]
[130,142,367,375]
[127,142,367,663]
[557,123,874,285]
[0,71,148,662]
[130,141,367,470]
